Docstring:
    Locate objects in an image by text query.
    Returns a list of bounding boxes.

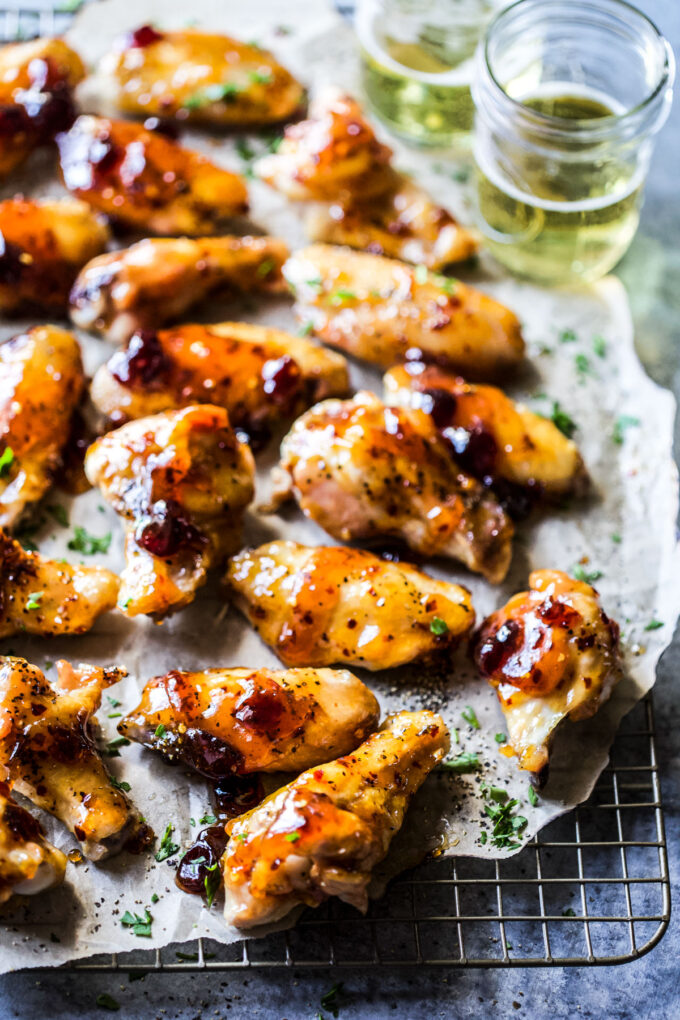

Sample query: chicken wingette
[222,710,449,928]
[0,657,140,860]
[69,235,289,344]
[101,26,304,126]
[0,326,84,529]
[90,322,349,444]
[474,570,623,782]
[119,667,380,777]
[227,541,475,670]
[273,392,513,583]
[284,245,524,378]
[84,405,255,618]
[0,783,67,904]
[57,115,249,235]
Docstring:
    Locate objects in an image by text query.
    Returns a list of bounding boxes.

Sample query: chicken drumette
[0,782,66,904]
[84,405,255,618]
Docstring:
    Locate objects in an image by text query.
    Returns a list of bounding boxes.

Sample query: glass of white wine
[471,0,674,285]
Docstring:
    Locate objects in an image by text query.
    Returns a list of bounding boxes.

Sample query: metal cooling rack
[3,0,670,971]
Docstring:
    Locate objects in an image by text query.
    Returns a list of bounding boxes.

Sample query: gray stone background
[1,1,679,1016]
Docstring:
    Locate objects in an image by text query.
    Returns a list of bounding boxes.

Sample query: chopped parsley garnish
[593,335,607,358]
[25,591,43,610]
[249,70,273,85]
[48,504,69,527]
[429,616,449,636]
[451,727,458,744]
[95,993,120,1012]
[461,705,480,730]
[284,831,301,842]
[305,276,323,289]
[439,752,480,773]
[68,526,112,555]
[612,414,640,445]
[435,273,457,295]
[559,328,578,343]
[264,133,283,153]
[236,137,255,162]
[549,402,577,439]
[155,823,180,862]
[15,524,39,552]
[151,893,159,904]
[330,288,357,305]
[414,264,428,284]
[574,353,592,379]
[481,786,527,850]
[256,258,275,279]
[572,564,602,584]
[44,660,54,670]
[0,446,14,477]
[108,696,121,708]
[479,830,488,845]
[237,832,248,843]
[176,950,199,961]
[297,320,314,337]
[199,812,217,825]
[611,532,622,544]
[110,776,131,793]
[104,736,130,757]
[528,786,539,807]
[320,983,343,1018]
[154,723,166,739]
[121,908,153,938]
[184,82,241,109]
[204,864,221,906]
[644,619,663,631]
[494,733,507,744]
[562,907,576,917]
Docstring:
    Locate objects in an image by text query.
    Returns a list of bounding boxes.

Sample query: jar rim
[483,0,675,133]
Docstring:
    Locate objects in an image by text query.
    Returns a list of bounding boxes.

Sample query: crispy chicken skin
[84,405,255,618]
[0,782,66,904]
[0,197,110,314]
[284,245,524,378]
[273,392,514,583]
[90,322,349,442]
[119,667,380,777]
[0,326,85,529]
[227,541,475,670]
[0,657,139,860]
[222,710,449,928]
[69,235,289,344]
[102,26,304,126]
[257,90,478,269]
[474,570,623,781]
[57,115,249,235]
[0,38,84,179]
[0,529,119,637]
[384,363,588,504]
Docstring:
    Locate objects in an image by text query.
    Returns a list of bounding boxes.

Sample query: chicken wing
[0,782,66,904]
[384,363,588,509]
[69,235,289,344]
[57,115,248,235]
[284,245,524,378]
[0,37,84,179]
[0,657,140,860]
[227,541,475,670]
[273,392,513,583]
[84,405,255,618]
[119,666,379,777]
[0,326,85,529]
[90,322,349,445]
[257,90,478,269]
[474,570,623,781]
[222,710,449,928]
[0,197,110,315]
[0,528,118,637]
[101,26,304,126]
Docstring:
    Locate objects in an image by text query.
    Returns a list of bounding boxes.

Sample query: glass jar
[471,0,674,284]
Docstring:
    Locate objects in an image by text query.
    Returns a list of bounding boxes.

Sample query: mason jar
[471,0,674,284]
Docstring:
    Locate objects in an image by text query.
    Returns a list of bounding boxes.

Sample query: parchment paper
[0,0,678,973]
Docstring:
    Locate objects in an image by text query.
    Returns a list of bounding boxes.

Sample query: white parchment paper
[0,0,678,972]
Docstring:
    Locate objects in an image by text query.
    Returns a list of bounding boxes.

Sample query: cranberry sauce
[475,618,524,679]
[126,25,164,48]
[212,774,263,820]
[261,354,303,409]
[175,825,228,897]
[135,499,204,559]
[110,330,171,389]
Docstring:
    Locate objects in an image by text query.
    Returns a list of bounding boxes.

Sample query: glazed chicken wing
[474,570,623,781]
[0,326,85,529]
[69,235,289,344]
[0,783,66,904]
[284,245,524,378]
[90,322,349,444]
[384,363,588,509]
[102,26,304,127]
[228,541,475,670]
[0,657,140,860]
[84,405,255,618]
[273,392,513,583]
[0,37,84,179]
[57,115,248,235]
[0,197,110,315]
[222,710,449,928]
[257,90,478,269]
[0,529,118,637]
[120,666,379,777]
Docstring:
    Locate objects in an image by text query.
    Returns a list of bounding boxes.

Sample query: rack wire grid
[3,0,671,972]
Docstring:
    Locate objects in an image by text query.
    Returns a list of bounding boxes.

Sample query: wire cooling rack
[2,0,671,972]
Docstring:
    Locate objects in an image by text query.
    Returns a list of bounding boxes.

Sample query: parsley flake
[572,564,602,584]
[0,446,14,477]
[284,831,300,842]
[494,733,507,744]
[593,335,607,358]
[95,992,120,1012]
[549,401,577,438]
[320,983,343,1018]
[528,786,539,807]
[110,776,131,793]
[155,823,180,862]
[121,908,153,938]
[612,414,640,445]
[439,752,480,773]
[154,723,166,739]
[430,616,449,636]
[199,812,217,825]
[204,867,221,907]
[68,526,112,555]
[559,328,578,343]
[25,591,43,610]
[644,619,663,631]
[462,705,480,729]
[48,504,69,527]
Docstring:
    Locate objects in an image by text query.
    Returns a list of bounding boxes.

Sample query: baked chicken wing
[102,26,304,126]
[57,115,248,235]
[69,235,289,344]
[119,666,379,777]
[0,197,110,315]
[474,570,623,781]
[0,783,66,904]
[0,37,84,180]
[0,528,118,637]
[0,326,84,529]
[0,657,139,860]
[384,363,588,509]
[273,392,513,583]
[84,405,255,618]
[257,90,477,269]
[90,322,349,445]
[228,541,475,670]
[222,710,449,928]
[283,245,524,378]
